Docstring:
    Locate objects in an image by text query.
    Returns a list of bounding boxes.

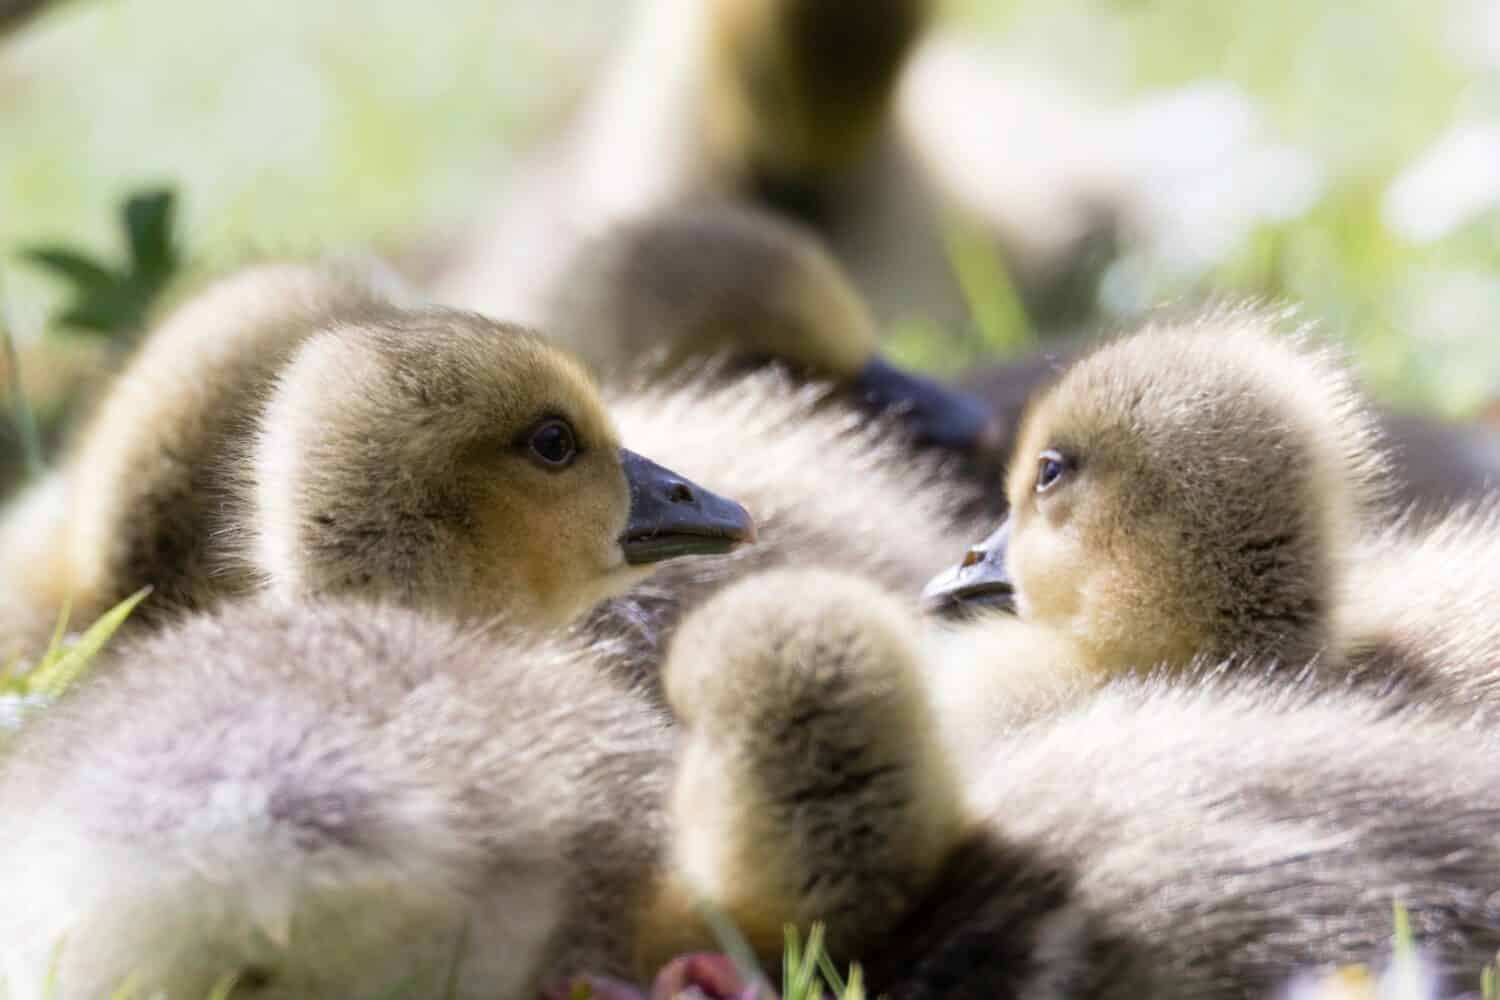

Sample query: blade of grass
[786,924,823,1000]
[696,899,776,997]
[44,937,66,1000]
[39,597,73,669]
[816,947,848,996]
[204,971,241,1000]
[30,588,149,701]
[841,965,866,1000]
[1392,899,1413,959]
[940,212,1035,359]
[783,925,801,999]
[107,971,145,1000]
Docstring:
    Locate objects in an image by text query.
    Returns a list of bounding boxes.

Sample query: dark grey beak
[851,355,1004,453]
[620,449,757,565]
[921,518,1016,618]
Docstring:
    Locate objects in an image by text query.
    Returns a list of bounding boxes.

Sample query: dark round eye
[1036,449,1070,494]
[527,419,577,469]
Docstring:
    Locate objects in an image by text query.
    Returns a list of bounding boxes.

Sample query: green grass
[942,0,1500,414]
[0,589,149,748]
[700,909,868,1000]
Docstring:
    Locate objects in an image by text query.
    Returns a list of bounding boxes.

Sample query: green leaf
[122,188,178,286]
[21,187,182,343]
[20,248,119,291]
[57,295,144,336]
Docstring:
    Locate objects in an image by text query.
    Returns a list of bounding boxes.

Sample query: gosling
[661,567,1500,998]
[428,0,933,326]
[0,599,673,999]
[926,308,1387,678]
[1,264,752,646]
[548,203,1000,455]
[927,310,1500,716]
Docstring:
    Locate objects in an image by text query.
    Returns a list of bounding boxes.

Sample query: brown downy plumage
[549,205,878,384]
[697,0,931,202]
[0,264,752,651]
[927,309,1389,679]
[927,311,1500,728]
[643,568,964,966]
[1,265,369,653]
[548,203,1001,456]
[0,600,673,999]
[426,0,936,328]
[658,568,1500,999]
[550,206,1493,522]
[960,333,1500,518]
[426,0,1116,336]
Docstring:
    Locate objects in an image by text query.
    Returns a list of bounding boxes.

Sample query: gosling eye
[1035,449,1072,494]
[524,418,578,469]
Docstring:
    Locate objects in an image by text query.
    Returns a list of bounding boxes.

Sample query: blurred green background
[1,0,1498,424]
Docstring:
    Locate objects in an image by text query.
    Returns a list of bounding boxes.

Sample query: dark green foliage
[22,187,180,347]
[1,186,182,496]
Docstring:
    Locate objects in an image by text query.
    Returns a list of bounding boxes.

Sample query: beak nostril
[668,483,696,505]
[960,547,984,569]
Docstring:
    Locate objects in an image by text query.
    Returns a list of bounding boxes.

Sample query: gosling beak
[620,449,757,565]
[851,355,1004,453]
[921,518,1016,618]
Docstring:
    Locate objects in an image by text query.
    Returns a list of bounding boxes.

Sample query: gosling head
[252,309,755,627]
[704,0,933,203]
[925,310,1388,673]
[552,204,999,454]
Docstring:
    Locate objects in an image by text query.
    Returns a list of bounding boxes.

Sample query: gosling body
[0,600,672,999]
[662,569,1500,999]
[30,266,375,629]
